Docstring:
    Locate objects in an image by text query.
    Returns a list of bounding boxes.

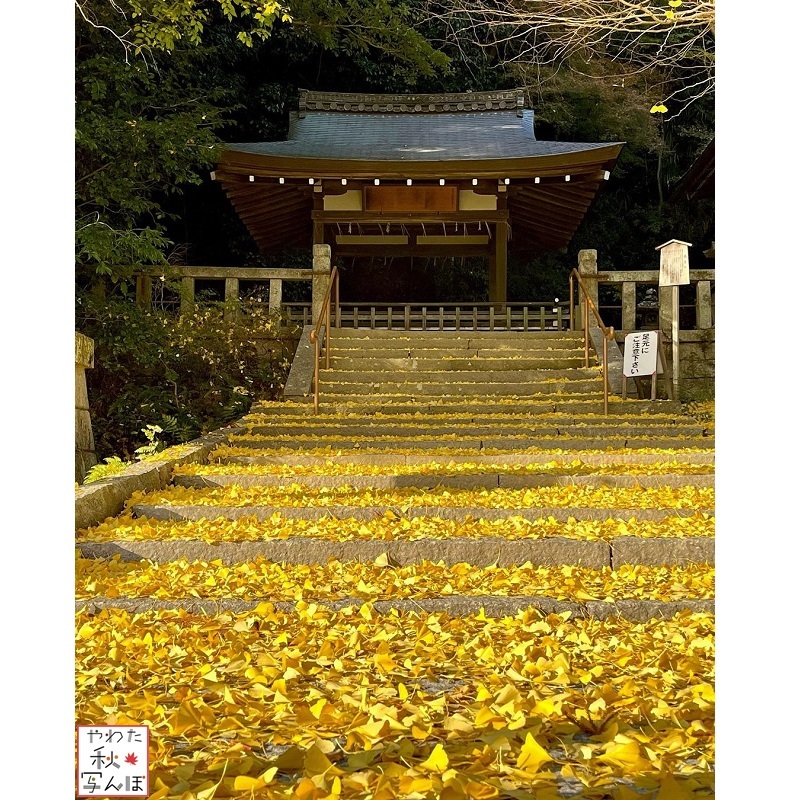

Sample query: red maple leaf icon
[124,753,138,765]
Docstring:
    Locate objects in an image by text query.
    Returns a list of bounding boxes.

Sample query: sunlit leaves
[129,483,714,511]
[76,555,715,603]
[79,510,715,545]
[76,606,715,797]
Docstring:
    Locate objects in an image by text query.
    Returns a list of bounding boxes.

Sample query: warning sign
[623,331,662,377]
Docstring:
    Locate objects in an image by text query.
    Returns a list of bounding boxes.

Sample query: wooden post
[75,333,97,483]
[136,275,152,309]
[696,280,713,328]
[671,285,680,400]
[180,277,195,315]
[622,281,637,331]
[489,221,508,309]
[224,277,239,321]
[269,279,283,314]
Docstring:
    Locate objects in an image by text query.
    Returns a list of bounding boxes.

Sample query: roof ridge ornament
[297,89,526,116]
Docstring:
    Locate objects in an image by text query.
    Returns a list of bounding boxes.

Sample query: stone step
[228,434,713,450]
[132,503,710,524]
[244,411,692,426]
[78,535,714,568]
[330,329,585,340]
[241,424,707,438]
[76,594,714,621]
[219,452,715,466]
[329,356,595,370]
[255,399,684,415]
[320,367,602,383]
[317,380,604,396]
[174,472,714,490]
[324,339,597,361]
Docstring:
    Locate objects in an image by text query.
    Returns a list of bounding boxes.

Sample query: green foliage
[84,456,130,484]
[134,424,166,460]
[77,294,297,459]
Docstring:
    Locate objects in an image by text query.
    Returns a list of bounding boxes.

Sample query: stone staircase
[76,327,715,797]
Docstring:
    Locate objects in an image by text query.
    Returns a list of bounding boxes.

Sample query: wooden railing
[569,269,614,416]
[283,301,571,331]
[308,268,340,415]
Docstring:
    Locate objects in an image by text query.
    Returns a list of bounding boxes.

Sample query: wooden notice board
[363,185,458,213]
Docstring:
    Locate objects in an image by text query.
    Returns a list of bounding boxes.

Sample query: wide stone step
[78,535,714,569]
[132,503,709,523]
[331,341,597,356]
[76,594,714,621]
[226,436,714,451]
[329,356,595,370]
[173,472,714,490]
[320,368,602,383]
[218,452,715,466]
[244,411,692,425]
[317,380,604,396]
[241,423,707,438]
[330,329,585,340]
[255,399,684,415]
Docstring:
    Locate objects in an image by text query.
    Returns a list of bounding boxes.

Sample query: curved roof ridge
[298,89,525,116]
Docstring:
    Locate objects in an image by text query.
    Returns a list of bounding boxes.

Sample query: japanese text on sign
[623,331,660,377]
[77,726,149,797]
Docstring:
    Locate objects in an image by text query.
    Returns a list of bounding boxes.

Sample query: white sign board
[657,239,691,286]
[623,331,662,377]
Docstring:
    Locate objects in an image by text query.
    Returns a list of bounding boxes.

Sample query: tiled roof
[226,110,617,162]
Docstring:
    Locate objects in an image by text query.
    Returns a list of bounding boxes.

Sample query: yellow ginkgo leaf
[233,775,266,790]
[655,771,693,799]
[420,743,449,772]
[598,741,650,771]
[669,0,682,6]
[517,733,552,774]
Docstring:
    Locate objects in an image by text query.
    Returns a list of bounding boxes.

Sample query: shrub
[77,293,298,459]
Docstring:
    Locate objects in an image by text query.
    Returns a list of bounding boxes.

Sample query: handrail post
[603,332,610,416]
[313,335,320,415]
[583,299,589,367]
[569,275,574,332]
[325,300,331,370]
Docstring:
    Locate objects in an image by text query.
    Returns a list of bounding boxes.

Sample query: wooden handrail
[569,269,615,416]
[308,267,340,415]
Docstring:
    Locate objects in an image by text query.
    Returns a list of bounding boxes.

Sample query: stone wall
[75,333,97,483]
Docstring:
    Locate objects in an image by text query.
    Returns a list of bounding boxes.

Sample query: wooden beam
[334,244,493,258]
[312,211,509,224]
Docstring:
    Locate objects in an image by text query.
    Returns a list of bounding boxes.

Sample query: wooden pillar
[577,250,598,328]
[180,277,195,315]
[658,285,680,398]
[136,275,152,309]
[622,281,637,331]
[224,277,239,321]
[489,221,508,308]
[269,279,283,314]
[696,280,713,328]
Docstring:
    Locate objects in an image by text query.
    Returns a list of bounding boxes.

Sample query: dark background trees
[75,0,714,456]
